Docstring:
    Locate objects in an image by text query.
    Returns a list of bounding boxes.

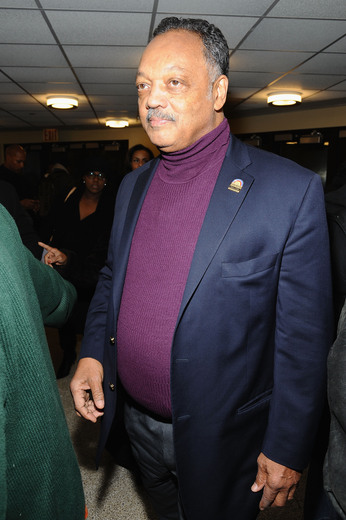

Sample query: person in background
[126,144,154,171]
[39,162,75,218]
[324,300,346,520]
[0,144,40,214]
[0,204,86,520]
[0,180,41,259]
[71,17,333,520]
[40,159,115,379]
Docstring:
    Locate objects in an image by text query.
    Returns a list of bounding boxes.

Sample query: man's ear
[213,75,228,111]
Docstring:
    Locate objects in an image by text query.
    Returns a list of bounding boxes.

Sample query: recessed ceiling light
[267,92,302,106]
[47,96,78,109]
[105,119,129,128]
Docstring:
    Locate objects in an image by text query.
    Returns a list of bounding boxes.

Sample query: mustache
[146,108,176,123]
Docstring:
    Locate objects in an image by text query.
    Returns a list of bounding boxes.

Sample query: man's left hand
[251,452,301,510]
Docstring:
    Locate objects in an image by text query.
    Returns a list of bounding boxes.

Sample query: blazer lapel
[178,137,254,318]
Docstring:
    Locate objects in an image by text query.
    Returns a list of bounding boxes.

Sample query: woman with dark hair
[40,159,115,378]
[126,144,154,172]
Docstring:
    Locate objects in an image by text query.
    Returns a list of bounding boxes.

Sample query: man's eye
[170,80,181,87]
[137,83,148,91]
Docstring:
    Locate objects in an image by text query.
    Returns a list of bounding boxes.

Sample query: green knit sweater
[0,205,85,519]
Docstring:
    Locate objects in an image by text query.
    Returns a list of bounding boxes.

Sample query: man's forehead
[136,64,188,79]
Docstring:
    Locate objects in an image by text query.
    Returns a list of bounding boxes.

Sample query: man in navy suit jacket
[71,17,333,520]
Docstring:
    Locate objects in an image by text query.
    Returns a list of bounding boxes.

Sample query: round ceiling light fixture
[105,119,129,128]
[267,92,302,106]
[47,96,78,109]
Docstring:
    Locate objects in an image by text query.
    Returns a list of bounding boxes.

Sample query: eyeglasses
[86,172,106,180]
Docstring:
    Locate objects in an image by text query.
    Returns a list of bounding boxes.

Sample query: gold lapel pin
[228,179,244,193]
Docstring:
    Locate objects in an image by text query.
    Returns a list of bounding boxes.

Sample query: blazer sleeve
[262,174,334,470]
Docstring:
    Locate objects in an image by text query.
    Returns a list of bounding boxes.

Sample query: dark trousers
[124,402,185,520]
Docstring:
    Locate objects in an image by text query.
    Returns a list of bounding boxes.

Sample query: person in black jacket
[0,180,41,259]
[39,161,115,378]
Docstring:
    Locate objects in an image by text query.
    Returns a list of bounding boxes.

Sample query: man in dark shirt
[0,144,39,213]
[0,180,41,259]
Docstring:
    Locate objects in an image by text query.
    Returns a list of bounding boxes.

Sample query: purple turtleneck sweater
[117,118,230,417]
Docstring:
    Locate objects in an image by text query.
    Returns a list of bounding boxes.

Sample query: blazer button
[110,337,115,345]
[109,383,115,391]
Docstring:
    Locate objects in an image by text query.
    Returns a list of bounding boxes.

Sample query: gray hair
[153,17,230,81]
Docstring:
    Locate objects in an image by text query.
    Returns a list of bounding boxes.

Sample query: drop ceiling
[0,0,345,130]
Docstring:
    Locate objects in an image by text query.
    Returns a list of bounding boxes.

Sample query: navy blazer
[81,134,333,519]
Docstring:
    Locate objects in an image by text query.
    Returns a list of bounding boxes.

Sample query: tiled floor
[48,327,308,520]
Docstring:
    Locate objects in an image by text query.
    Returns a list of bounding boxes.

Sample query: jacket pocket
[236,388,272,415]
[222,253,278,278]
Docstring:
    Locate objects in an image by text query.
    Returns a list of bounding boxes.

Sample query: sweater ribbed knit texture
[117,119,230,417]
[0,206,85,519]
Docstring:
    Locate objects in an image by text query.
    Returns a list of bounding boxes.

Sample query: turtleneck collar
[158,118,230,183]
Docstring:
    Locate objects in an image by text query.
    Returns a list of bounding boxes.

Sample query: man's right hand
[70,357,105,423]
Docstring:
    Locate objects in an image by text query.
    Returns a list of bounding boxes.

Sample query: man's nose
[146,82,167,108]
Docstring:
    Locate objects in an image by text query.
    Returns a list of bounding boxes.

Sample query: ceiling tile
[21,83,83,98]
[229,86,260,99]
[157,0,273,16]
[74,68,137,84]
[326,36,346,53]
[328,80,346,91]
[89,94,137,105]
[84,84,136,96]
[305,90,346,102]
[269,0,346,19]
[0,45,68,67]
[228,71,279,87]
[46,11,151,46]
[297,53,346,75]
[0,83,24,94]
[0,1,38,7]
[1,67,76,83]
[240,19,346,52]
[1,9,55,44]
[0,94,40,105]
[63,45,144,68]
[272,73,346,91]
[230,50,314,73]
[40,0,155,11]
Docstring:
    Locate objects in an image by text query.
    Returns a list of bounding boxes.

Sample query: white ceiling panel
[0,83,24,94]
[1,67,76,83]
[0,94,40,105]
[21,83,83,96]
[228,86,260,99]
[83,84,136,96]
[326,36,346,53]
[0,45,68,67]
[305,90,346,102]
[228,71,281,87]
[74,68,137,84]
[40,0,155,12]
[46,11,152,46]
[272,74,346,91]
[1,9,55,44]
[269,0,346,19]
[88,95,138,106]
[229,50,314,73]
[63,45,145,68]
[240,19,346,52]
[0,0,38,7]
[157,0,274,16]
[297,53,346,75]
[328,80,346,91]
